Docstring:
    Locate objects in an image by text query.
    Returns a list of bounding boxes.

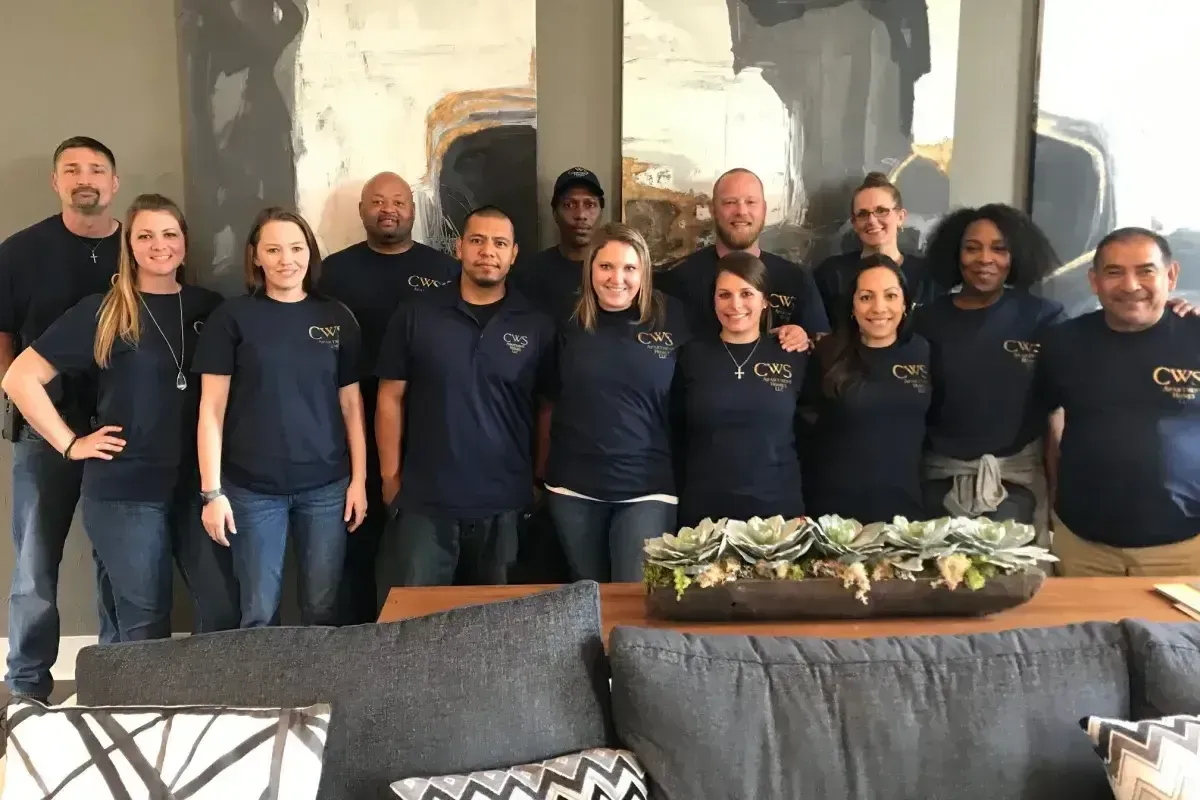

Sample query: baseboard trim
[0,633,190,683]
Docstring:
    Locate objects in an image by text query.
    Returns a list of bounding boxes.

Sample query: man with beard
[0,136,120,701]
[509,167,603,320]
[318,171,458,622]
[374,206,555,586]
[658,168,829,350]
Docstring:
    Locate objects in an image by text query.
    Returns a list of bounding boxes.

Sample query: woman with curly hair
[914,204,1063,539]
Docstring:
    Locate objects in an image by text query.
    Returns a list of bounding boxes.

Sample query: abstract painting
[1029,0,1200,316]
[621,0,961,267]
[177,1,537,297]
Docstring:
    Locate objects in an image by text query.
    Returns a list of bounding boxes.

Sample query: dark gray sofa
[73,581,1200,800]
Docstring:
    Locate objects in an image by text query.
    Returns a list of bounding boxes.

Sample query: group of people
[1,135,1198,702]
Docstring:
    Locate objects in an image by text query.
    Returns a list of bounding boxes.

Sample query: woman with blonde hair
[542,222,688,581]
[1,193,240,641]
[194,207,366,627]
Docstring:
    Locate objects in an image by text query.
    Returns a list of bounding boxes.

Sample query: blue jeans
[377,509,521,589]
[82,496,241,641]
[225,477,349,627]
[6,429,118,699]
[546,494,676,582]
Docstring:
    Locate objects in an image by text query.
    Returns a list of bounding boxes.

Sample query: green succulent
[879,516,963,573]
[642,517,728,572]
[948,517,1059,573]
[725,515,815,563]
[812,515,887,562]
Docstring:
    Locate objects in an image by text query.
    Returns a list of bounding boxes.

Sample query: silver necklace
[138,291,187,390]
[721,335,760,379]
[74,235,103,264]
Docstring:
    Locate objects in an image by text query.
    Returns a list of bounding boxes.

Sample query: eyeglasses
[852,206,898,222]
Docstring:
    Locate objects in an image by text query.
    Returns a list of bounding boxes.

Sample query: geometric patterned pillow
[3,698,331,799]
[388,748,647,799]
[1081,714,1200,800]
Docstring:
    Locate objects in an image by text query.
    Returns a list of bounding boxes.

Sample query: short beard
[715,222,762,251]
[366,221,413,247]
[71,196,104,216]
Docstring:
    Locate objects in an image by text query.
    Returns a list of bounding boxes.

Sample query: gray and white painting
[621,0,961,267]
[1030,0,1200,317]
[177,0,538,296]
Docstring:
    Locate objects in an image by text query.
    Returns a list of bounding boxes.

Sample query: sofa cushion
[74,582,614,800]
[609,623,1128,800]
[3,698,330,799]
[1123,621,1200,719]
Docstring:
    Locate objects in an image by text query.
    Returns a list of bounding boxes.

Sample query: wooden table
[378,577,1196,642]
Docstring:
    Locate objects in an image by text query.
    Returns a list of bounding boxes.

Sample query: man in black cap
[509,167,603,321]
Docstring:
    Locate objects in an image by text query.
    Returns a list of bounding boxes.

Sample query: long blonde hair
[94,194,188,367]
[573,222,664,331]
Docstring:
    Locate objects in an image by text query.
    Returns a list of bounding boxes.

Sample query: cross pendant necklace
[89,251,97,264]
[721,336,760,380]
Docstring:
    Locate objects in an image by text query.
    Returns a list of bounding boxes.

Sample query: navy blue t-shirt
[656,246,830,339]
[375,284,556,517]
[1037,311,1200,548]
[192,293,361,495]
[672,334,809,526]
[812,251,941,327]
[803,334,931,522]
[317,240,458,390]
[546,294,689,500]
[0,215,122,426]
[914,290,1065,460]
[507,245,583,322]
[31,286,224,502]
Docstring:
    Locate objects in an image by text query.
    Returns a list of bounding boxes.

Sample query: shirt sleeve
[793,269,831,336]
[534,314,559,401]
[1032,329,1063,413]
[191,301,239,376]
[0,234,26,335]
[29,296,102,376]
[375,302,415,381]
[334,301,362,388]
[811,258,840,324]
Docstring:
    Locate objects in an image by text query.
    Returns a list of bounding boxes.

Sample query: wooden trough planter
[645,571,1047,622]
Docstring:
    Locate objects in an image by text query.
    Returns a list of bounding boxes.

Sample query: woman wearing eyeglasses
[813,172,940,328]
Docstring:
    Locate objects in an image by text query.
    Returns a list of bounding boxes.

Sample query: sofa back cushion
[74,582,614,800]
[1123,620,1200,719]
[609,623,1129,800]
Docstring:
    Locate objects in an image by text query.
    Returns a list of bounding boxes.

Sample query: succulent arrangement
[643,514,1057,602]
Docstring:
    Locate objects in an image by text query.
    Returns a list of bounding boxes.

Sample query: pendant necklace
[74,235,103,264]
[721,336,760,380]
[139,291,188,390]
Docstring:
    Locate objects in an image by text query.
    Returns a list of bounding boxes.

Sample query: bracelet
[62,435,79,461]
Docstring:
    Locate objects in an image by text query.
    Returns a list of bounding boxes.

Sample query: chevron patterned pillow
[389,748,647,800]
[2,697,331,799]
[1082,714,1200,799]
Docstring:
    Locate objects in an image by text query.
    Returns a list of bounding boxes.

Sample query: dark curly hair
[924,204,1061,291]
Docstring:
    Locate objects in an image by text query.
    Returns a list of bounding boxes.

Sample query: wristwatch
[199,487,225,505]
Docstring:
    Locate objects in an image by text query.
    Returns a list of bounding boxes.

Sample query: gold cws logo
[308,325,341,350]
[754,361,793,392]
[1153,366,1200,402]
[636,331,677,359]
[408,275,453,291]
[503,332,529,354]
[891,363,929,393]
[769,293,795,322]
[1003,339,1040,367]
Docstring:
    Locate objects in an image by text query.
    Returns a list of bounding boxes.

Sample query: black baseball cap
[552,167,604,207]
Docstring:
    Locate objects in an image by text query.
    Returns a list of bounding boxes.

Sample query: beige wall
[0,0,1038,639]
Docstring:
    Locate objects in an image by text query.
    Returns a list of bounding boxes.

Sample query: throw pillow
[389,748,647,799]
[3,698,331,799]
[1081,714,1200,799]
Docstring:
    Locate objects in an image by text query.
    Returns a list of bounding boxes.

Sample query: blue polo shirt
[546,294,689,500]
[192,293,361,496]
[375,283,556,517]
[672,334,809,527]
[914,290,1065,460]
[656,245,830,338]
[803,333,931,522]
[1037,311,1200,548]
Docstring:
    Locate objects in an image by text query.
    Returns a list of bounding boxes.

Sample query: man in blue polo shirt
[1038,227,1200,576]
[374,206,555,587]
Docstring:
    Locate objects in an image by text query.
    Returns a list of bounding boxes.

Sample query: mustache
[72,186,98,195]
